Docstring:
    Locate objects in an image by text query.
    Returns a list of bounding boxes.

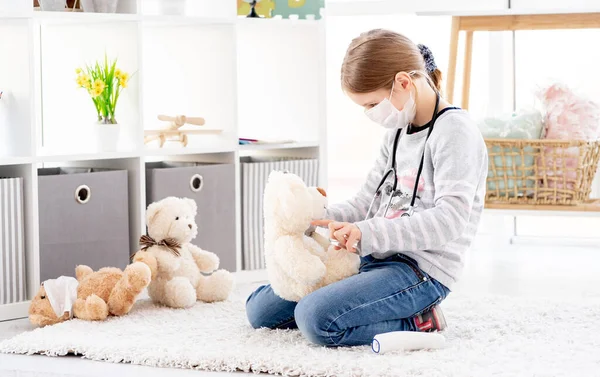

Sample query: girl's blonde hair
[341,29,442,94]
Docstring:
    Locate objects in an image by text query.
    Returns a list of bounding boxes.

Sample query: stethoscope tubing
[366,93,440,221]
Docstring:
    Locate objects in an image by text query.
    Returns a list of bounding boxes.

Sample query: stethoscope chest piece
[401,208,414,218]
[389,191,410,210]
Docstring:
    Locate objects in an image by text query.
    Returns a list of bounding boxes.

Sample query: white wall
[237,21,322,144]
[0,20,32,158]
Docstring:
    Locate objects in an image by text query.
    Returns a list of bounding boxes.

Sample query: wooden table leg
[461,30,474,110]
[446,16,461,103]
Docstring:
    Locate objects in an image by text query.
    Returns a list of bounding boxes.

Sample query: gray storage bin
[146,162,236,272]
[240,157,319,270]
[0,177,26,305]
[38,168,130,282]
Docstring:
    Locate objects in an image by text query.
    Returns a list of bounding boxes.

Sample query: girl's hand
[311,219,362,253]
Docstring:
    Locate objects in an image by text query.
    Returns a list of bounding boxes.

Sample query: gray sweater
[325,110,488,290]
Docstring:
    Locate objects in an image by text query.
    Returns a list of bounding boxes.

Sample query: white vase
[80,0,119,13]
[93,122,120,152]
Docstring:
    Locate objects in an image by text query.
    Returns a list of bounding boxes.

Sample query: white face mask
[365,82,416,130]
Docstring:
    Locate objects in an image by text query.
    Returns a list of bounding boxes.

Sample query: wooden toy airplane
[144,115,222,148]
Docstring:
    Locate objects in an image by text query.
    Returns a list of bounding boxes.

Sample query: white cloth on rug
[43,276,79,318]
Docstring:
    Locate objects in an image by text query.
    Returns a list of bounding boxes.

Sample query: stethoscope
[329,93,441,250]
[365,92,441,220]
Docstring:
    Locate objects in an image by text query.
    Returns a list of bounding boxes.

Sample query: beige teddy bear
[28,262,151,326]
[132,197,234,308]
[263,171,360,302]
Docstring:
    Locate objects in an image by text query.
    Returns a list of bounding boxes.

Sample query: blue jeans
[246,254,450,347]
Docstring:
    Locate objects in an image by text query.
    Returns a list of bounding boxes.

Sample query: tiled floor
[1,235,599,376]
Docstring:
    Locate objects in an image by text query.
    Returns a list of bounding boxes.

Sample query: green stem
[112,87,120,117]
[91,97,101,120]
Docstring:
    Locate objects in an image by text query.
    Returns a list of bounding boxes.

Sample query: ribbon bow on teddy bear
[139,234,181,257]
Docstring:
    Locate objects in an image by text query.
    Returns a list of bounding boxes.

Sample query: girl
[246,29,488,347]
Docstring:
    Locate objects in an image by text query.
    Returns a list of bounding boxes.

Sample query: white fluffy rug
[1,292,599,377]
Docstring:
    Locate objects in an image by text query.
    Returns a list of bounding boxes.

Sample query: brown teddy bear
[28,262,151,327]
[132,197,234,308]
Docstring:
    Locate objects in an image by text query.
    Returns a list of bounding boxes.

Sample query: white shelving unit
[0,0,326,320]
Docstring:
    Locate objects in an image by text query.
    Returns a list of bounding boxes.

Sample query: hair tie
[417,44,437,73]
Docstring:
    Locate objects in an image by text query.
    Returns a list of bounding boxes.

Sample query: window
[513,29,600,238]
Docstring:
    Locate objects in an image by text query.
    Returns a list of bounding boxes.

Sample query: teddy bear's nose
[188,224,192,229]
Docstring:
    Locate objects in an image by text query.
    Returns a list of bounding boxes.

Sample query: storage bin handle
[75,184,91,204]
[190,174,204,193]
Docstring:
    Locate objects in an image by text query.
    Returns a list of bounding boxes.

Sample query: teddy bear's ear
[75,265,94,282]
[184,198,197,215]
[146,201,163,225]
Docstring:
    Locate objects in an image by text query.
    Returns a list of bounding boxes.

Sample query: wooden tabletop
[485,200,600,213]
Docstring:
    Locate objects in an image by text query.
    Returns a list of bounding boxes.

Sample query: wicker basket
[484,138,600,205]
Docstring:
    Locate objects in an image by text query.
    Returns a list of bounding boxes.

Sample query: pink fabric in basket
[537,83,600,194]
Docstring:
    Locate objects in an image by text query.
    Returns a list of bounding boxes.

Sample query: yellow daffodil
[92,79,106,91]
[89,79,105,98]
[90,85,104,98]
[115,68,122,78]
[75,68,82,75]
[76,74,92,89]
[117,72,129,88]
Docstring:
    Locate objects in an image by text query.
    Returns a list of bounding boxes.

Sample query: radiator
[0,177,26,305]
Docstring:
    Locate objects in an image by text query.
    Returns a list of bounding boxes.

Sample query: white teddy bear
[133,197,234,308]
[263,171,360,302]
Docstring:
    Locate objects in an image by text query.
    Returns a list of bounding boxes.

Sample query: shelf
[3,11,326,27]
[0,156,33,166]
[0,10,33,19]
[237,141,320,151]
[485,200,600,217]
[0,0,328,321]
[29,11,242,26]
[36,150,141,163]
[33,10,139,24]
[143,146,236,157]
[0,301,30,321]
[142,14,236,26]
[236,17,322,25]
[21,143,318,161]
